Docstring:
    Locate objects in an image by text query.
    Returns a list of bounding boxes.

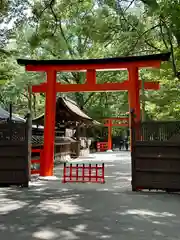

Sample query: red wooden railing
[31,148,42,175]
[97,142,108,152]
[62,163,105,183]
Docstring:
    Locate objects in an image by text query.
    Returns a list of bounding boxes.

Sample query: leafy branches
[0,0,180,120]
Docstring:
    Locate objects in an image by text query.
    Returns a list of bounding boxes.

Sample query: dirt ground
[0,151,180,240]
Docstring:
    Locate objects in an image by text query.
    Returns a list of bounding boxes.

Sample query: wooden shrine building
[32,97,98,158]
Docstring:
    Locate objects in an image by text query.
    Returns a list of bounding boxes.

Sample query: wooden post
[75,123,81,157]
[86,69,96,85]
[27,85,32,180]
[128,67,141,123]
[141,75,146,121]
[128,67,141,147]
[9,103,12,121]
[107,119,112,151]
[41,71,57,176]
[26,113,32,181]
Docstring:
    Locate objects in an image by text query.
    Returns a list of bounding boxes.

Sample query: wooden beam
[104,123,128,127]
[26,60,161,72]
[32,80,159,93]
[104,117,129,121]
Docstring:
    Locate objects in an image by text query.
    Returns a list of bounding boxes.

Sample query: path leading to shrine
[0,151,180,240]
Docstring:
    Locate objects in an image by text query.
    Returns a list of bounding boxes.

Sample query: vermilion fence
[62,162,105,183]
[31,148,42,175]
[97,142,108,152]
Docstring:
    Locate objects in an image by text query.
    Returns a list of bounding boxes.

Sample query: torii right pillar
[128,67,141,148]
[128,67,141,123]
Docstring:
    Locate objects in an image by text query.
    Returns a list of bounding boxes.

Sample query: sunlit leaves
[0,0,180,121]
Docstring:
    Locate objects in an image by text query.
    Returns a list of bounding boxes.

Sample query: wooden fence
[0,121,29,187]
[131,120,180,192]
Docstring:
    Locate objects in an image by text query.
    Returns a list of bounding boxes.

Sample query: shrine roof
[0,107,25,122]
[60,97,92,121]
[17,52,170,66]
[32,97,98,126]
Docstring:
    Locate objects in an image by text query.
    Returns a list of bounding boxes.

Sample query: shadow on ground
[0,152,180,240]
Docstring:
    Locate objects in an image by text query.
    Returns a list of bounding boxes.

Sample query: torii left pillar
[42,71,57,176]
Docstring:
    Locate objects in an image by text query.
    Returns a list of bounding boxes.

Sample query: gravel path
[0,151,180,240]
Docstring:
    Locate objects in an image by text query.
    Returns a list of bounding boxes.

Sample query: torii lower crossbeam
[32,80,159,92]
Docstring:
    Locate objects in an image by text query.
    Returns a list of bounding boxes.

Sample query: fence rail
[97,142,108,152]
[0,121,29,187]
[62,162,105,183]
[31,148,42,175]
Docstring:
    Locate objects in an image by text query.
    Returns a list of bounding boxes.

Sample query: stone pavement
[0,151,180,239]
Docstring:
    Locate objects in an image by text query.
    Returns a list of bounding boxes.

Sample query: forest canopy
[0,0,180,121]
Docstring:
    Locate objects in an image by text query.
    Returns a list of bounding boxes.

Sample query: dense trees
[0,0,180,120]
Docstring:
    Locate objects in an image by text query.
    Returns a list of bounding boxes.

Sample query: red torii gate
[104,116,129,151]
[17,52,170,177]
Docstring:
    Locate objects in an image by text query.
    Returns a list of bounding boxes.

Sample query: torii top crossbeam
[17,53,170,71]
[17,52,170,177]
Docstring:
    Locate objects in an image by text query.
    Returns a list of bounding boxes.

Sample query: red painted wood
[63,163,66,183]
[31,159,40,164]
[31,169,40,175]
[76,164,78,181]
[32,80,159,93]
[104,117,129,121]
[97,142,108,152]
[32,149,41,153]
[102,163,105,183]
[32,83,46,92]
[42,71,57,176]
[128,67,141,123]
[95,164,97,182]
[26,60,161,72]
[82,164,85,181]
[104,117,128,125]
[89,164,92,181]
[62,163,105,183]
[70,164,72,181]
[104,123,128,127]
[128,67,141,146]
[86,69,96,84]
[108,119,112,150]
[141,81,159,90]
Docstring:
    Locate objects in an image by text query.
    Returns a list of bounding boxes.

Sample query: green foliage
[0,0,179,121]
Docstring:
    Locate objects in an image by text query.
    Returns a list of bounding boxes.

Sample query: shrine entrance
[103,115,129,151]
[96,115,129,152]
[17,52,170,177]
